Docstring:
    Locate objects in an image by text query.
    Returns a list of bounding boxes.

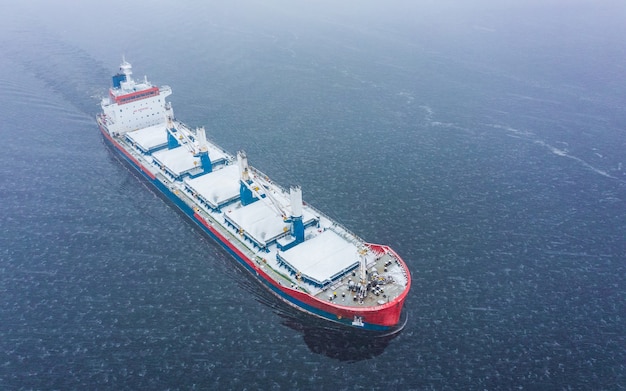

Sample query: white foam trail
[534,141,618,179]
[417,106,474,134]
[418,105,434,121]
[484,123,535,137]
[472,25,496,33]
[485,123,621,181]
[397,91,414,104]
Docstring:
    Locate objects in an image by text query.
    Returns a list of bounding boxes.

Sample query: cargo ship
[96,59,411,331]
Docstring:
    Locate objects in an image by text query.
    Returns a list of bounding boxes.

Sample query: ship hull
[98,122,409,332]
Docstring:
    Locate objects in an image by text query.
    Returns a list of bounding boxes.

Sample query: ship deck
[110,123,410,312]
[126,124,168,153]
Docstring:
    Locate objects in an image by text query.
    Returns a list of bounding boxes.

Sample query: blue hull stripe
[102,132,390,332]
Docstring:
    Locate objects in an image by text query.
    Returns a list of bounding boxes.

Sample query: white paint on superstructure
[101,60,172,134]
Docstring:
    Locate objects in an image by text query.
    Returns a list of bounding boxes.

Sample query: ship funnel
[112,73,126,89]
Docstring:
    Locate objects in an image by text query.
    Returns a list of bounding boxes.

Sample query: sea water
[1,1,625,389]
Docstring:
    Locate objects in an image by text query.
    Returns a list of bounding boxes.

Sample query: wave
[420,105,474,133]
[418,105,434,121]
[2,25,110,117]
[534,140,619,180]
[484,123,535,137]
[483,122,622,182]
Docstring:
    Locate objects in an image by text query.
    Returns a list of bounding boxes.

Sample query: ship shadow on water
[219,241,408,362]
[244,273,406,362]
[277,310,407,362]
[103,142,405,362]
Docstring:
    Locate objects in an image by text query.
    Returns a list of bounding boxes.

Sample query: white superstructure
[100,60,172,135]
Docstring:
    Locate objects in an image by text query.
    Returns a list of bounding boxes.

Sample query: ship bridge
[100,60,172,135]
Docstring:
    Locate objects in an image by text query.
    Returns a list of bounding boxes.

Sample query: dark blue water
[2,1,625,389]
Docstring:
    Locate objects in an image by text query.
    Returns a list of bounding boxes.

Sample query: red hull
[99,119,410,330]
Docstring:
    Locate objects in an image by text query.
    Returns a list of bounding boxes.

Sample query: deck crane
[166,116,212,173]
[237,151,305,244]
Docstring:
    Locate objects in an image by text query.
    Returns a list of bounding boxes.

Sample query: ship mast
[119,58,133,87]
[357,248,368,303]
[236,151,306,245]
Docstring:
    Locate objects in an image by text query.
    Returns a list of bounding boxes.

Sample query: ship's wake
[483,122,624,183]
